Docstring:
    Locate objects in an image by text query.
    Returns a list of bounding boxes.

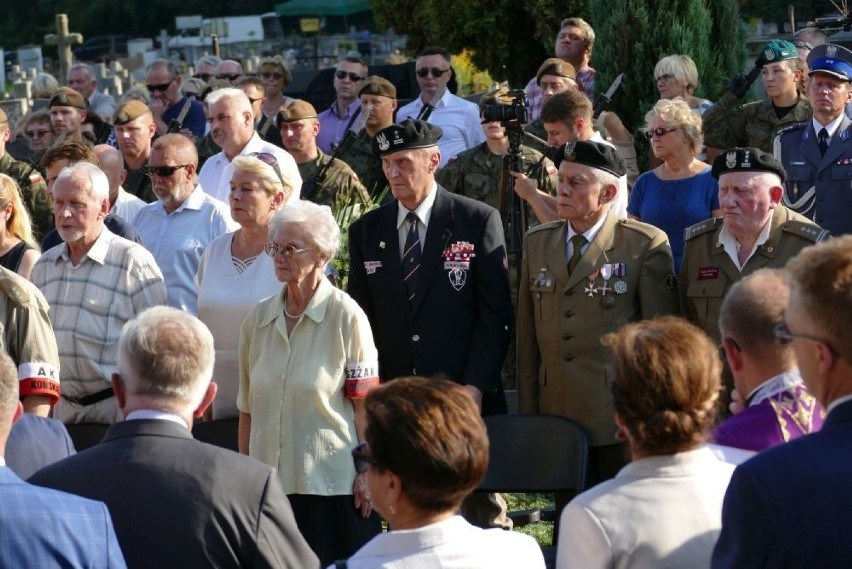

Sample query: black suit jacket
[712,399,852,568]
[29,419,320,569]
[348,186,512,414]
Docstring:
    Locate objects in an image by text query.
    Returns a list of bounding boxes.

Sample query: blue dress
[627,167,719,272]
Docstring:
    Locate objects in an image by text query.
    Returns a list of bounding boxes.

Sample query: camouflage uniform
[196,133,221,171]
[0,152,52,239]
[338,130,387,199]
[123,160,156,203]
[297,149,370,209]
[702,92,812,153]
[436,142,557,390]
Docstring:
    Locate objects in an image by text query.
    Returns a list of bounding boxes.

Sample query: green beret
[712,147,787,183]
[553,140,626,178]
[49,87,86,110]
[373,119,442,157]
[755,39,798,67]
[359,76,396,99]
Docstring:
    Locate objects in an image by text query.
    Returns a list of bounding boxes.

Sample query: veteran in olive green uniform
[0,110,51,239]
[276,99,369,209]
[338,76,398,199]
[518,141,678,484]
[680,147,828,344]
[703,39,811,156]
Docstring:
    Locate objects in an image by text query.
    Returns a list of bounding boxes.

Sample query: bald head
[93,144,127,201]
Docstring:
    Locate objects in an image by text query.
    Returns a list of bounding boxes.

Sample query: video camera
[480,89,528,126]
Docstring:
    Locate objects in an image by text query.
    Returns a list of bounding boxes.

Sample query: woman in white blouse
[196,155,291,419]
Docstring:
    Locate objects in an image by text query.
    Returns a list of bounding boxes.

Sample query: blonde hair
[231,155,292,199]
[654,55,700,94]
[645,97,704,154]
[0,174,40,252]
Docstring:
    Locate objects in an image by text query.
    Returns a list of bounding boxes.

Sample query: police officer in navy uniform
[775,44,852,236]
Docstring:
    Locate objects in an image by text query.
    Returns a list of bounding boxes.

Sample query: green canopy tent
[275,0,372,17]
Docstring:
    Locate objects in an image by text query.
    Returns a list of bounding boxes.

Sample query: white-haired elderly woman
[628,98,720,272]
[196,155,292,420]
[237,200,381,565]
[654,54,713,115]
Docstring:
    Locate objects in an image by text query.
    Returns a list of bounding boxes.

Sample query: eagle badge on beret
[764,47,775,61]
[564,142,577,161]
[377,132,389,151]
[725,151,737,169]
[58,93,67,104]
[117,112,128,123]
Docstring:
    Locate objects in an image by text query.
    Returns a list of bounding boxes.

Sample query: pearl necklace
[283,302,304,319]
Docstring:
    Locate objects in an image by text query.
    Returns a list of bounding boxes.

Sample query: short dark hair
[540,89,592,125]
[236,75,266,95]
[365,377,489,514]
[340,56,368,72]
[40,140,99,170]
[416,46,451,63]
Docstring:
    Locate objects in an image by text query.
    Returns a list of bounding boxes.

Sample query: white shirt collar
[745,368,803,407]
[125,409,191,429]
[718,215,773,271]
[397,181,438,229]
[566,210,609,245]
[813,113,845,139]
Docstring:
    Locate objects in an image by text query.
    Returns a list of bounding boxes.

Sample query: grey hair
[231,155,292,199]
[591,168,620,193]
[117,306,215,412]
[268,201,341,260]
[32,73,59,99]
[146,58,179,79]
[69,62,95,79]
[196,55,223,69]
[56,161,109,201]
[645,97,704,154]
[205,87,252,115]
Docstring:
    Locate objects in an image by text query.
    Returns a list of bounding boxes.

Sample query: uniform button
[562,332,573,340]
[535,292,541,300]
[564,310,574,317]
[412,334,420,342]
[766,246,774,253]
[564,354,574,362]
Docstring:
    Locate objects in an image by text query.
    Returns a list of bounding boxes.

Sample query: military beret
[359,76,396,99]
[49,87,86,110]
[536,58,576,86]
[553,140,626,178]
[113,100,151,125]
[712,147,787,183]
[808,44,852,81]
[275,99,318,127]
[373,119,442,157]
[755,39,798,68]
[0,108,6,124]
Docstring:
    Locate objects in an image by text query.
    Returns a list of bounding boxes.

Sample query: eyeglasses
[351,442,381,474]
[773,320,840,356]
[264,242,315,258]
[655,73,675,82]
[416,67,450,78]
[643,127,678,140]
[248,152,285,187]
[145,164,190,177]
[193,73,213,82]
[216,73,241,82]
[792,39,814,50]
[335,70,365,82]
[261,72,284,80]
[26,129,52,138]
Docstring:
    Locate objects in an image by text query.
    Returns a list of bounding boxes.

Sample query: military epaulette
[782,220,830,242]
[617,218,664,240]
[526,219,563,236]
[683,218,722,241]
[0,272,32,307]
[776,122,808,137]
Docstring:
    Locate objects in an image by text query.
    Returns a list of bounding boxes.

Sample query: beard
[57,226,85,244]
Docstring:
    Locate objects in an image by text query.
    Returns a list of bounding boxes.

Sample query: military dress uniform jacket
[703,92,811,153]
[0,152,51,239]
[517,213,679,445]
[680,206,827,343]
[297,149,370,208]
[774,115,852,235]
[348,186,512,415]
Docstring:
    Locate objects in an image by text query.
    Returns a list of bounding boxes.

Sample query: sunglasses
[335,70,365,82]
[193,73,213,82]
[26,129,52,138]
[249,152,285,187]
[261,72,284,80]
[792,39,814,50]
[146,79,174,93]
[264,242,315,258]
[145,164,190,177]
[643,127,678,140]
[351,442,380,474]
[416,67,450,78]
[773,321,840,356]
[216,73,241,81]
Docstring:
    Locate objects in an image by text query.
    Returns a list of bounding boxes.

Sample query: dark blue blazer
[29,418,320,569]
[348,186,512,414]
[6,413,75,479]
[712,398,852,568]
[0,466,125,567]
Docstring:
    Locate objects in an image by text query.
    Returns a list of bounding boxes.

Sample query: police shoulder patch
[776,122,808,138]
[683,218,722,241]
[783,220,830,243]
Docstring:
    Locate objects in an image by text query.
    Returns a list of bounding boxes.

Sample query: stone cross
[44,14,83,80]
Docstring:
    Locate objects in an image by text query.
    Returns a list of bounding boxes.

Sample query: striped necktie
[403,212,421,302]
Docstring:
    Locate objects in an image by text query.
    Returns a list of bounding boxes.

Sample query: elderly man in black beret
[680,146,828,345]
[518,139,679,487]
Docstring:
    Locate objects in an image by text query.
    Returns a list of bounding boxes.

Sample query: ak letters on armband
[344,361,379,398]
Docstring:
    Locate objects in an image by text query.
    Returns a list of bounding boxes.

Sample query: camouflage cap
[755,39,798,67]
[712,147,787,183]
[113,100,152,125]
[275,99,318,128]
[358,76,396,99]
[49,87,86,110]
[536,58,577,86]
[373,118,442,157]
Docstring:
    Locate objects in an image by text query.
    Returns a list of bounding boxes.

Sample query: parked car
[72,35,131,63]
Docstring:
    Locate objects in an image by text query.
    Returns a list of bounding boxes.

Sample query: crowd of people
[0,13,851,569]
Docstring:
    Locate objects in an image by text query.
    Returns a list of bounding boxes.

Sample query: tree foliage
[739,0,837,29]
[369,0,588,88]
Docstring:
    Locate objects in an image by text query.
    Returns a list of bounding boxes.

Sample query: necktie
[819,128,829,156]
[403,212,421,302]
[568,234,588,274]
